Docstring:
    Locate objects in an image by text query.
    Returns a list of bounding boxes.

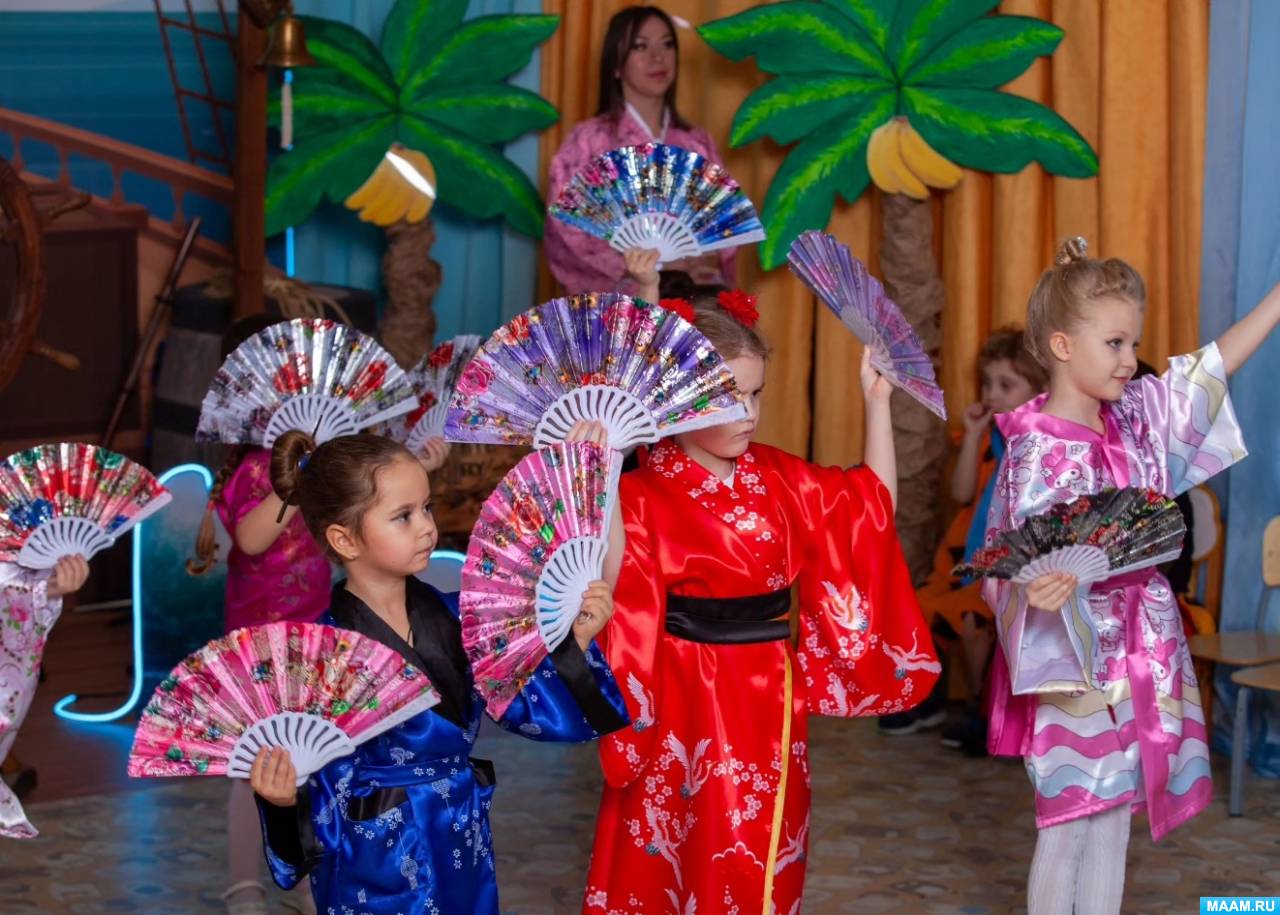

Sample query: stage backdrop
[1199,0,1280,778]
[537,0,1208,467]
[282,0,545,342]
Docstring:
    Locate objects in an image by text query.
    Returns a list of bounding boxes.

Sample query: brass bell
[259,11,316,69]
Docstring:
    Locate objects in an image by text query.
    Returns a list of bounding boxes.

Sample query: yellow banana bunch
[344,143,438,226]
[866,117,963,200]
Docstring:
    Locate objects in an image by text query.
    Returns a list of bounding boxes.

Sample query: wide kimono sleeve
[595,477,667,789]
[979,433,1093,703]
[0,563,61,839]
[435,584,625,743]
[1121,341,1247,495]
[493,641,629,742]
[258,768,327,890]
[788,460,941,718]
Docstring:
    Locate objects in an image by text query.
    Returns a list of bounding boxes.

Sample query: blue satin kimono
[259,578,627,914]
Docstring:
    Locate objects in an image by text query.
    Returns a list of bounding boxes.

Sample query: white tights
[1027,804,1131,915]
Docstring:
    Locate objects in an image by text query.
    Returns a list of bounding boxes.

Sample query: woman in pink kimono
[984,237,1280,915]
[544,5,736,297]
[1,555,88,838]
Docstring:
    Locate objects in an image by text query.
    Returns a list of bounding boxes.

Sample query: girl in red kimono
[583,291,940,914]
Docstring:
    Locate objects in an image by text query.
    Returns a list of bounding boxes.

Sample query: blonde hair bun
[1055,236,1088,265]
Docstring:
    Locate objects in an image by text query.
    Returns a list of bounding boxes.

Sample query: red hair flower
[718,289,759,328]
[659,297,696,324]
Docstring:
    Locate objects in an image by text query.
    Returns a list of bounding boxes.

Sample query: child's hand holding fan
[128,622,441,786]
[955,487,1186,690]
[461,440,623,724]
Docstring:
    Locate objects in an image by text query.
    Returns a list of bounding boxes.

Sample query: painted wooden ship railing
[0,105,233,259]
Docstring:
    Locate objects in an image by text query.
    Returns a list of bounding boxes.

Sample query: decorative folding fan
[443,293,747,450]
[549,143,766,264]
[787,230,948,421]
[379,335,482,452]
[128,622,440,785]
[460,441,621,717]
[0,443,171,569]
[196,318,418,447]
[955,488,1186,585]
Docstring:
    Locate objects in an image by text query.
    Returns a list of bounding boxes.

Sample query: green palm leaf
[730,75,891,147]
[889,0,998,75]
[296,17,396,106]
[698,3,892,78]
[267,70,390,136]
[757,91,896,268]
[903,87,1096,176]
[399,114,544,238]
[380,0,469,86]
[906,16,1062,88]
[410,85,559,144]
[403,14,560,102]
[819,0,898,51]
[265,115,395,237]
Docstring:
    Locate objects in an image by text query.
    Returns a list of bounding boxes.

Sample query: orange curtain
[538,0,1208,467]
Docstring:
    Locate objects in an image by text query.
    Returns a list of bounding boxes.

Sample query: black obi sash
[664,587,792,644]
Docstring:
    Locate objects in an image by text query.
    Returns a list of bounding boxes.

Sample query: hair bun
[1055,236,1088,265]
[269,428,319,509]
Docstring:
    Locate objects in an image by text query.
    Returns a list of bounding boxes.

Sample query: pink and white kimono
[983,343,1247,840]
[544,105,738,297]
[0,563,63,838]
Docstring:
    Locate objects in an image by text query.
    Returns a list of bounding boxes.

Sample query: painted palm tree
[700,0,1098,580]
[265,0,559,368]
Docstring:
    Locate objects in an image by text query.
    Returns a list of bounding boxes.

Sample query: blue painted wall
[0,0,549,339]
[1200,0,1280,776]
[0,8,234,240]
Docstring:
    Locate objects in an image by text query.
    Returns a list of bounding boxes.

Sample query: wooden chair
[1188,515,1280,671]
[1228,661,1280,815]
[1190,515,1280,815]
[1187,486,1225,616]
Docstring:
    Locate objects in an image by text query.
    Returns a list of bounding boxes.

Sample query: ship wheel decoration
[0,153,88,395]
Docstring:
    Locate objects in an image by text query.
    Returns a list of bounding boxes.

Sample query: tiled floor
[5,612,1278,914]
[5,716,1279,914]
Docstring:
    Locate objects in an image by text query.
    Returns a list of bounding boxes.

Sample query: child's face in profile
[679,353,765,462]
[980,358,1038,414]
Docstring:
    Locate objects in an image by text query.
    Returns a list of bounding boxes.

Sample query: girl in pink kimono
[983,237,1280,915]
[1,555,88,838]
[543,5,736,297]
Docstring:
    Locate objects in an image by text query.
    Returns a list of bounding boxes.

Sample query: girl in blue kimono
[249,431,628,914]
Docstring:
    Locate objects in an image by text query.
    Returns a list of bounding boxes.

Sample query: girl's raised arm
[1216,280,1280,375]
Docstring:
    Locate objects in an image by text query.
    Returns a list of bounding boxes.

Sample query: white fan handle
[536,536,608,652]
[533,385,659,452]
[405,401,450,454]
[264,393,362,447]
[607,213,702,264]
[227,711,356,785]
[16,517,115,569]
[1012,545,1110,588]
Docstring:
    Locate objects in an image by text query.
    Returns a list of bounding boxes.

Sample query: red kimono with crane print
[583,441,938,915]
